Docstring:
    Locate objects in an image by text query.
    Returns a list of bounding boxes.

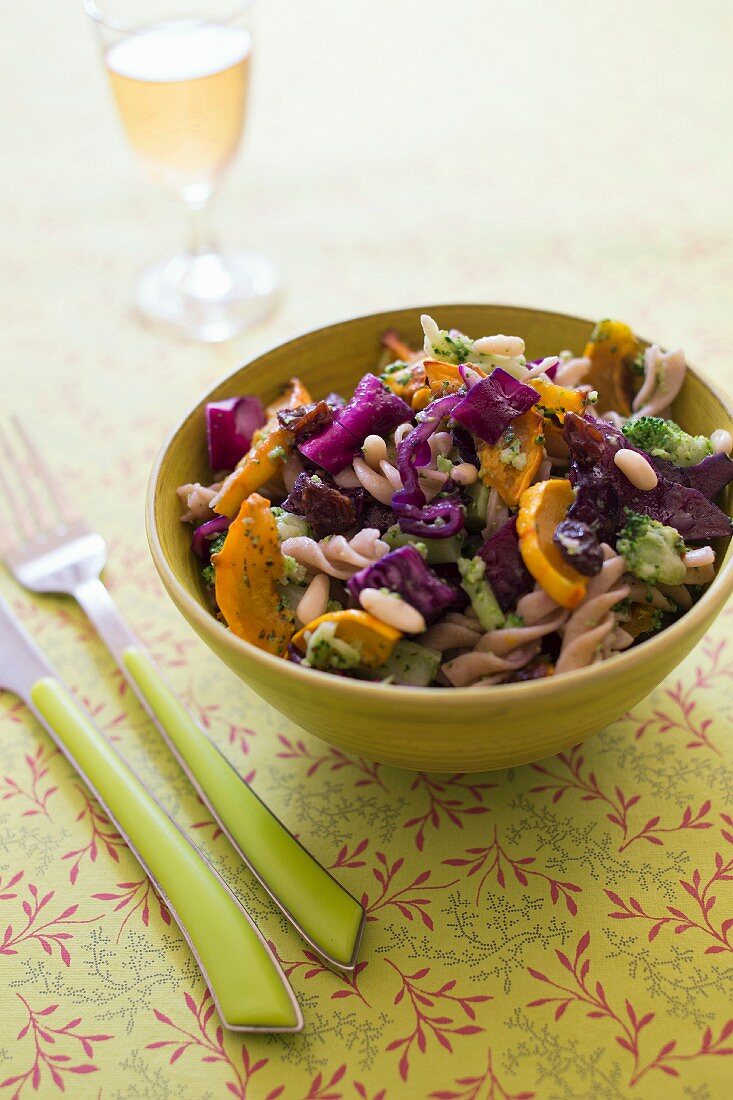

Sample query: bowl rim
[146,302,733,704]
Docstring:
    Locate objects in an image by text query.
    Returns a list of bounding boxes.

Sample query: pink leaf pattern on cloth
[0,995,112,1099]
[526,932,733,1087]
[2,590,733,1096]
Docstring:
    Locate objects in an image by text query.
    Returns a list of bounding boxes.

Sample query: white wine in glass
[85,1,276,342]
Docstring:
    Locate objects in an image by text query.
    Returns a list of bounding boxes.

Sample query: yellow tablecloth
[2,1,733,1096]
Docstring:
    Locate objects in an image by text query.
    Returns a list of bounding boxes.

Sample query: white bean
[711,429,733,455]
[683,546,715,568]
[451,461,478,485]
[296,573,330,625]
[362,434,388,469]
[613,449,658,490]
[358,587,426,634]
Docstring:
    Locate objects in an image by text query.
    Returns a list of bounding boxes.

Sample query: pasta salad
[177,315,733,687]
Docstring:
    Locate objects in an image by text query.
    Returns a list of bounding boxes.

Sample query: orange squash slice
[516,479,588,610]
[530,378,587,422]
[476,410,544,508]
[583,319,638,416]
[423,358,486,397]
[411,385,433,412]
[543,419,570,464]
[214,493,294,656]
[291,609,400,667]
[212,378,312,518]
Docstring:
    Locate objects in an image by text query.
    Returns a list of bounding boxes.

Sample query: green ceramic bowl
[146,305,733,772]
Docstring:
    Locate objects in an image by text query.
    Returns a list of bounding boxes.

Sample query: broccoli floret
[282,553,307,584]
[616,510,687,585]
[270,506,313,542]
[200,532,227,587]
[457,556,505,631]
[302,621,362,671]
[208,532,227,556]
[622,416,712,467]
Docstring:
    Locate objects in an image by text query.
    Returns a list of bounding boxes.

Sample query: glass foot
[135,248,278,343]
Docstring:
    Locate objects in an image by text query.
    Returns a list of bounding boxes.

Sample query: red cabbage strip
[347,545,457,624]
[393,500,465,538]
[298,374,412,474]
[191,515,231,560]
[451,368,539,446]
[393,392,461,507]
[206,397,265,471]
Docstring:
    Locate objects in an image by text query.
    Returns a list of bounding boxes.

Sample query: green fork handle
[122,647,364,969]
[30,676,301,1033]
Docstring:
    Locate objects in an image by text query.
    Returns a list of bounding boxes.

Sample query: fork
[0,590,301,1032]
[0,416,365,971]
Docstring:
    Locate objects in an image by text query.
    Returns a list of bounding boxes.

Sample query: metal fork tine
[0,422,39,543]
[10,414,73,527]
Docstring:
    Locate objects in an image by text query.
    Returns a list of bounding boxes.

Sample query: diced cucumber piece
[373,640,441,686]
[457,556,505,631]
[384,524,466,564]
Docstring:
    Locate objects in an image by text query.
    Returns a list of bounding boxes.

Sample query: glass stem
[186,199,218,257]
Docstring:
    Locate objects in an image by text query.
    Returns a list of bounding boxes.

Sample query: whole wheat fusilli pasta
[516,586,561,625]
[555,547,630,673]
[440,605,565,686]
[283,452,306,492]
[657,583,693,609]
[177,481,221,522]
[622,578,676,611]
[442,643,541,688]
[600,624,635,659]
[352,456,395,505]
[484,488,510,538]
[422,611,484,653]
[352,454,449,506]
[554,355,591,388]
[632,344,686,418]
[281,528,389,580]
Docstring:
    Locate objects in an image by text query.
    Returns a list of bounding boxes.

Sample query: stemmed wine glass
[84,0,276,342]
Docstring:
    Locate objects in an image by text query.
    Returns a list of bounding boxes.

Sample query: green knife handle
[30,677,300,1033]
[122,646,364,969]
